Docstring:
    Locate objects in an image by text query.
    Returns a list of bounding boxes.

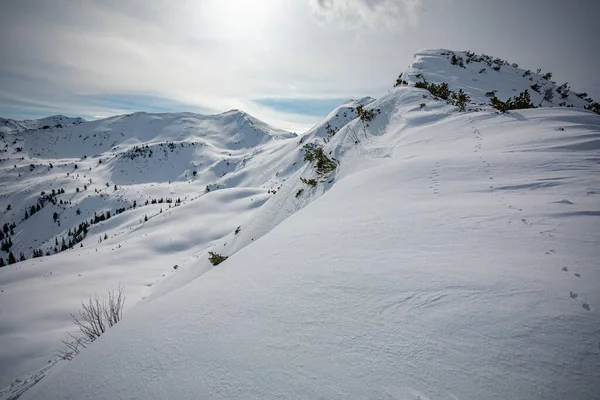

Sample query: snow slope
[0,116,85,134]
[0,109,301,391]
[3,49,600,399]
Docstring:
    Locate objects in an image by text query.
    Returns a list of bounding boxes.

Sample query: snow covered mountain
[0,115,86,134]
[1,49,600,400]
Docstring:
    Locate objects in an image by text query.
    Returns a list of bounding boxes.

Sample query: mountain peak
[402,49,595,112]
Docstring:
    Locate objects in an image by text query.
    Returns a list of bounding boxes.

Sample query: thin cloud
[0,0,598,132]
[307,0,424,30]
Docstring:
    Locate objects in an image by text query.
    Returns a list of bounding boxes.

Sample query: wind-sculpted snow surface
[3,49,600,399]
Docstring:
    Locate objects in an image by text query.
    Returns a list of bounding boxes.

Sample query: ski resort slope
[22,85,600,399]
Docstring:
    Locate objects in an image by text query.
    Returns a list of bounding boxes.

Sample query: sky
[0,0,598,132]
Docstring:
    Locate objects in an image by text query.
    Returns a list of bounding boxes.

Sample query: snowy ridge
[1,49,600,399]
[0,115,85,134]
[405,49,595,111]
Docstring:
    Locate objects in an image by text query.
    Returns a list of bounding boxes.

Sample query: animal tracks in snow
[429,161,441,196]
[561,266,591,311]
[471,121,594,314]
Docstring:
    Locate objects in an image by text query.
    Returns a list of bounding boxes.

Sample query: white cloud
[306,0,424,30]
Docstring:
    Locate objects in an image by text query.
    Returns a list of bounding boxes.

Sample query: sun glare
[201,0,283,41]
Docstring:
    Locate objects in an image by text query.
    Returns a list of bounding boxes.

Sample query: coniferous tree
[451,89,470,111]
[19,252,26,262]
[585,102,600,115]
[8,252,16,265]
[0,257,5,267]
[513,90,534,109]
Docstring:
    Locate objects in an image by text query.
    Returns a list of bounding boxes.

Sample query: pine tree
[451,89,470,112]
[24,210,29,220]
[8,252,16,265]
[585,102,600,115]
[0,257,5,267]
[513,90,533,109]
[19,252,26,262]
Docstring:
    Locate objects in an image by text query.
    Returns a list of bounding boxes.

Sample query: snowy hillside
[2,49,600,400]
[403,49,597,112]
[0,116,85,134]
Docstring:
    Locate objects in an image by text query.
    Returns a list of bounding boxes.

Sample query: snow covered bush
[585,102,600,114]
[539,87,554,106]
[450,54,465,68]
[450,89,470,112]
[303,144,337,176]
[490,90,534,113]
[556,82,570,99]
[394,73,408,87]
[414,79,469,111]
[428,82,451,100]
[208,252,228,266]
[300,177,317,187]
[356,105,377,123]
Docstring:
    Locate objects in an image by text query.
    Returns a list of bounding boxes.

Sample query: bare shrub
[57,286,125,360]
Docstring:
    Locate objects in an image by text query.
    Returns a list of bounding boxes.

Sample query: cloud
[307,0,424,30]
[1,0,598,133]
